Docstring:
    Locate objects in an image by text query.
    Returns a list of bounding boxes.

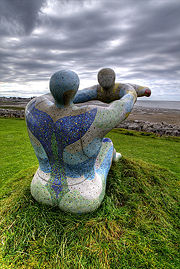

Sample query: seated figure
[25,70,138,214]
[74,68,151,104]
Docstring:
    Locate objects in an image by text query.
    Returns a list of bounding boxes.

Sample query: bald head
[98,68,116,89]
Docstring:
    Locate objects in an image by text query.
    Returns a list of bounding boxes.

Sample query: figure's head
[49,70,80,107]
[98,68,116,89]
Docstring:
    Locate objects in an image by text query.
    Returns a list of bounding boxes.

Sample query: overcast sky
[0,0,180,100]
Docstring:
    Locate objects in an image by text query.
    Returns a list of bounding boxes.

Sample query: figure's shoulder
[113,83,122,93]
[26,93,59,121]
[116,83,129,90]
[26,95,43,113]
[27,93,53,107]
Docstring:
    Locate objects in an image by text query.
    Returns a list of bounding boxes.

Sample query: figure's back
[26,95,101,180]
[26,93,115,213]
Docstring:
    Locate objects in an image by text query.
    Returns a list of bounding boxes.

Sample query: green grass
[107,129,180,179]
[0,118,37,188]
[0,118,180,268]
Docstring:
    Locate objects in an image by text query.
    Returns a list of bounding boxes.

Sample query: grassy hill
[0,118,179,268]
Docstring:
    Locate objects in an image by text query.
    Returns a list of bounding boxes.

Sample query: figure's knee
[102,137,122,162]
[102,137,113,145]
[99,137,114,159]
[95,138,114,177]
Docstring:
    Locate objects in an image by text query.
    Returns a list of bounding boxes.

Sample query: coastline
[117,105,180,136]
[129,106,180,126]
[0,97,180,136]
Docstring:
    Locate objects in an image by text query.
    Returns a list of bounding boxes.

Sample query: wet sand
[129,106,180,126]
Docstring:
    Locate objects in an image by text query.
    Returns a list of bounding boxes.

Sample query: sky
[0,0,180,100]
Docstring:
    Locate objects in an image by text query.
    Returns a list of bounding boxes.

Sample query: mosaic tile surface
[74,68,151,104]
[25,69,142,213]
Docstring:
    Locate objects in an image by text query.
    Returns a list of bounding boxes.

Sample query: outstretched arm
[73,85,98,103]
[94,85,137,137]
[118,83,151,98]
[128,84,151,97]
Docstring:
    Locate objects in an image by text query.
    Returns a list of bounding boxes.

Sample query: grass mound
[0,158,179,268]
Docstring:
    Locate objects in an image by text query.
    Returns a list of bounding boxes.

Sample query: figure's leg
[59,138,121,214]
[95,138,114,179]
[59,137,114,213]
[95,137,122,177]
[59,139,114,214]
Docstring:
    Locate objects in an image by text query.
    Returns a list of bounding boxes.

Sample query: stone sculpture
[74,68,151,104]
[25,69,150,214]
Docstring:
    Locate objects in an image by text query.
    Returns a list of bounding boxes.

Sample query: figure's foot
[112,149,122,162]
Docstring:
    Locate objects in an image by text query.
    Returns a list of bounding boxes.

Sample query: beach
[0,98,180,135]
[129,105,180,126]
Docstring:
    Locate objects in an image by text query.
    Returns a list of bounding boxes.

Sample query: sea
[135,100,180,110]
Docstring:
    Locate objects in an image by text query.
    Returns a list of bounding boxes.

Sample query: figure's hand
[134,85,151,97]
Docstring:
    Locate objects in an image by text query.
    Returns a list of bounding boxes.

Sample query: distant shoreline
[0,97,180,131]
[135,100,180,110]
[0,96,179,109]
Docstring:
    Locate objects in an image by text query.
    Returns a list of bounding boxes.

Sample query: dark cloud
[0,0,180,99]
[0,0,46,34]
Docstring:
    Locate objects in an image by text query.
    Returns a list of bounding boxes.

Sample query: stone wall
[0,108,25,118]
[117,120,180,136]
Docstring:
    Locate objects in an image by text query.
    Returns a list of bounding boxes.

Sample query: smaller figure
[74,68,151,104]
[73,68,151,160]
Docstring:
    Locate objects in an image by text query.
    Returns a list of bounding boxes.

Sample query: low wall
[0,108,25,118]
[117,120,180,136]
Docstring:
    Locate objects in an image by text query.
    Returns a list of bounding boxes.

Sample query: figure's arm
[128,84,151,97]
[118,83,151,98]
[94,85,137,136]
[73,85,98,103]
